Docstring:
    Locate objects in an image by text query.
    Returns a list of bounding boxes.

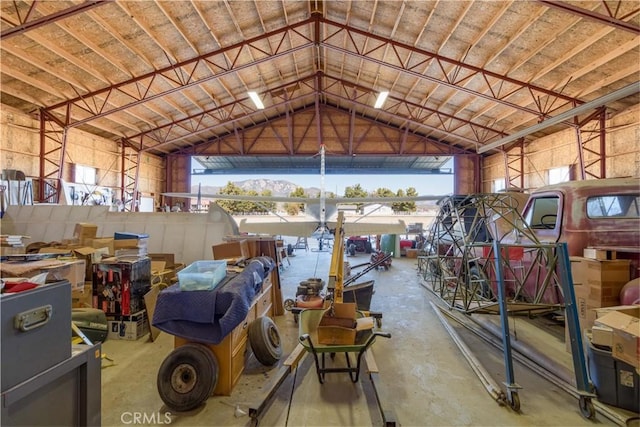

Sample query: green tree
[392,188,405,212]
[217,181,244,214]
[344,184,368,198]
[284,203,299,216]
[259,189,276,213]
[289,187,306,214]
[403,187,418,213]
[344,184,368,213]
[244,190,260,214]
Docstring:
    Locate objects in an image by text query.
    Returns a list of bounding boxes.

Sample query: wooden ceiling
[1,0,639,159]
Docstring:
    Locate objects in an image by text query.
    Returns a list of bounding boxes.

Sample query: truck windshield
[586,194,640,218]
[524,196,559,229]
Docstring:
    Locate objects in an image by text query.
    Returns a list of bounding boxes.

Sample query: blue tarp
[152,256,275,344]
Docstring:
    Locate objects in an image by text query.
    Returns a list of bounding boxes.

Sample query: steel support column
[575,107,607,180]
[502,139,525,190]
[38,109,68,203]
[121,139,141,211]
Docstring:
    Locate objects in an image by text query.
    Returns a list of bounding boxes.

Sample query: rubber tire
[249,316,283,366]
[579,396,596,419]
[157,343,218,412]
[468,265,494,300]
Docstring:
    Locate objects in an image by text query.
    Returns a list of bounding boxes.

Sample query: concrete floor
[100,240,637,427]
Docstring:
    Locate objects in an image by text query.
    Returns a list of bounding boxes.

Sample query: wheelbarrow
[298,308,391,384]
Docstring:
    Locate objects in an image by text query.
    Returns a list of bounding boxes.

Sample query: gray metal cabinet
[1,344,102,426]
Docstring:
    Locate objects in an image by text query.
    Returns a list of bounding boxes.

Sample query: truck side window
[524,196,559,229]
[587,195,640,218]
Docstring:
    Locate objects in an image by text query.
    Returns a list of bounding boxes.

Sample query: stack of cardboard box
[571,254,631,328]
[212,239,250,264]
[566,250,631,352]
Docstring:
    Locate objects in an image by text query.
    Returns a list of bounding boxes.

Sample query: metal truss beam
[319,17,583,118]
[121,140,141,212]
[41,14,585,143]
[43,17,316,128]
[537,1,640,34]
[478,82,638,153]
[128,71,506,153]
[502,139,525,190]
[181,102,468,158]
[1,0,112,40]
[38,109,67,203]
[575,107,607,180]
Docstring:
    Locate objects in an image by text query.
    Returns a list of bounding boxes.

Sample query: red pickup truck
[425,178,640,307]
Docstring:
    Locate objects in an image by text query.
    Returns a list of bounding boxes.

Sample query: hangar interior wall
[2,102,639,204]
[1,105,165,206]
[481,104,640,192]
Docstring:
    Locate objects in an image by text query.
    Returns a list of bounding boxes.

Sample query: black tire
[249,317,283,366]
[283,298,295,311]
[468,265,494,300]
[579,396,595,419]
[157,343,218,412]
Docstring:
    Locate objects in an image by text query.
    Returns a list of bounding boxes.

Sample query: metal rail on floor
[434,303,630,426]
[426,239,596,419]
[247,343,396,426]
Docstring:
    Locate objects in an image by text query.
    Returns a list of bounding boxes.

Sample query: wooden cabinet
[174,278,273,396]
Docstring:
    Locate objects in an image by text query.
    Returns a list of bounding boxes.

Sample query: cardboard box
[74,223,98,245]
[570,256,586,285]
[565,281,595,353]
[87,237,114,254]
[213,240,249,261]
[113,239,141,250]
[583,247,616,261]
[318,303,357,345]
[224,236,260,258]
[595,306,640,369]
[92,257,151,316]
[72,282,94,308]
[41,259,86,291]
[405,248,418,259]
[591,324,614,348]
[0,246,26,256]
[569,257,630,321]
[38,247,74,255]
[107,310,149,341]
[73,246,109,280]
[148,253,183,284]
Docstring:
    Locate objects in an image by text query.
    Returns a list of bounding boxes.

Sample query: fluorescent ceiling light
[248,91,265,109]
[374,91,389,109]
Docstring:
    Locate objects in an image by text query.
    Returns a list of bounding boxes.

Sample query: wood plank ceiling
[1,0,639,163]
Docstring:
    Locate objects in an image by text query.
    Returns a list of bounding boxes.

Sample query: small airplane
[163,145,443,238]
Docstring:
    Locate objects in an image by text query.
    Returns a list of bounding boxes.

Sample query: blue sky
[190,157,455,196]
[192,173,453,196]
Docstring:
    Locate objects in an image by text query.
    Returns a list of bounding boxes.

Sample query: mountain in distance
[192,179,320,197]
[190,179,439,208]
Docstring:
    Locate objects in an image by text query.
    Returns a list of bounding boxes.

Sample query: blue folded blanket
[152,256,275,344]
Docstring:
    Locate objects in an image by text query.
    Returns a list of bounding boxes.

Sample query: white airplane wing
[163,192,444,205]
[238,219,319,237]
[329,195,444,204]
[329,219,408,236]
[163,192,308,203]
[239,218,407,237]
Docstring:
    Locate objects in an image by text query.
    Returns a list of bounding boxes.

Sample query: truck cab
[518,177,640,269]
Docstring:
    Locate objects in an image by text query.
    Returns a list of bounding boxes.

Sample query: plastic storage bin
[178,260,227,291]
[587,339,639,413]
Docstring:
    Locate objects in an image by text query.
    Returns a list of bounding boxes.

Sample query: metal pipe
[454,313,629,426]
[478,82,639,153]
[429,301,506,404]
